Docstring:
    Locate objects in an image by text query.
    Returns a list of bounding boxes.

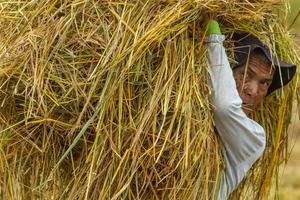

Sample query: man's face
[233,53,274,115]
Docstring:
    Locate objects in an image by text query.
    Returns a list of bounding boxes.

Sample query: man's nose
[244,82,259,97]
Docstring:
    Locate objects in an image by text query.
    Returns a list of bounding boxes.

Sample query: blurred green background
[288,0,300,33]
[279,1,300,200]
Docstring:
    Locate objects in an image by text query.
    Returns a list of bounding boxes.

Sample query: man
[205,20,297,199]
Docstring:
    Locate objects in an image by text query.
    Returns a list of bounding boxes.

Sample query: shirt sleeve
[205,35,266,198]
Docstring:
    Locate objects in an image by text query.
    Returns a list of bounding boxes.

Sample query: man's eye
[260,80,270,87]
[247,71,254,78]
[241,71,249,78]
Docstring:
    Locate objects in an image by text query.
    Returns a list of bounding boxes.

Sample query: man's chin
[242,104,254,116]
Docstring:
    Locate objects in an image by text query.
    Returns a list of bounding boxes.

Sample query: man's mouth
[240,95,255,108]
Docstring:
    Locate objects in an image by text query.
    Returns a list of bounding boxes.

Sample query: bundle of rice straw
[0,0,299,199]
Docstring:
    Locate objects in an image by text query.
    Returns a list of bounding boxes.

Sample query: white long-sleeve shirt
[206,35,266,199]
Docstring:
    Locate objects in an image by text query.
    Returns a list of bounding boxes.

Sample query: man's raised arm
[205,21,266,198]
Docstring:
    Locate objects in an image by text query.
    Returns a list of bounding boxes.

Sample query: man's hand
[207,20,221,35]
[200,12,221,36]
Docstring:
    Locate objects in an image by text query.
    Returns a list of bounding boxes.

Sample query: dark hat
[232,32,297,95]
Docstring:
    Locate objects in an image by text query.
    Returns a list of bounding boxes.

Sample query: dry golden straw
[0,0,299,199]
